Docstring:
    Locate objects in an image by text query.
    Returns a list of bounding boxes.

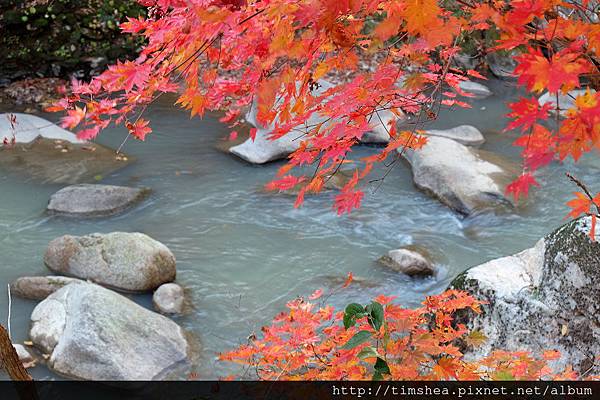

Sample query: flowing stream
[1,78,600,379]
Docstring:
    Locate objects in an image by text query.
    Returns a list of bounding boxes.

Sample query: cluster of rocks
[11,231,189,379]
[3,114,192,380]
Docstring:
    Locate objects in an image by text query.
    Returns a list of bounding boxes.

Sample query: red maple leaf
[505,173,539,201]
[127,119,152,141]
[506,97,552,132]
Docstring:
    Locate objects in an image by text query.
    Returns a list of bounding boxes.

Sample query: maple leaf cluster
[219,288,576,380]
[50,0,600,218]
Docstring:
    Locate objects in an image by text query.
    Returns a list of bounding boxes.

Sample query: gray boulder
[44,232,176,292]
[47,184,149,217]
[400,136,515,216]
[361,109,404,144]
[153,283,185,314]
[458,81,492,99]
[486,51,518,79]
[29,282,189,380]
[425,125,485,146]
[11,275,82,300]
[452,216,600,374]
[378,248,435,277]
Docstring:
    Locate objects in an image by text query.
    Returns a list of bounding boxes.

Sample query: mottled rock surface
[451,217,600,374]
[29,282,189,380]
[153,283,185,314]
[47,184,148,217]
[400,136,516,216]
[11,275,82,300]
[378,248,435,277]
[44,232,176,292]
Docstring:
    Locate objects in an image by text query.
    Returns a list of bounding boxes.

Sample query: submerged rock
[44,232,176,292]
[378,248,435,277]
[400,136,516,216]
[153,283,185,314]
[10,275,82,300]
[425,125,485,146]
[0,114,133,184]
[29,282,189,380]
[451,217,600,374]
[47,184,149,217]
[458,81,492,99]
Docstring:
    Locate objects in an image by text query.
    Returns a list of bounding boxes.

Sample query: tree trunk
[0,324,38,400]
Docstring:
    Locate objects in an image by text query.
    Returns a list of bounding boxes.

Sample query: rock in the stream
[13,344,35,366]
[44,232,176,292]
[425,125,485,146]
[458,81,492,99]
[228,80,403,161]
[400,136,516,216]
[29,282,189,380]
[11,275,82,300]
[229,80,336,164]
[47,184,149,217]
[451,216,600,374]
[538,89,593,117]
[153,283,185,314]
[0,114,133,184]
[486,51,518,79]
[378,248,435,277]
[361,109,404,144]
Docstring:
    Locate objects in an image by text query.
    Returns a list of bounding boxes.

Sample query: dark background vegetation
[0,0,145,83]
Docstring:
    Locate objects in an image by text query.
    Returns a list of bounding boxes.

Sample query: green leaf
[341,330,372,350]
[357,346,380,360]
[372,371,383,381]
[344,303,365,316]
[343,313,356,330]
[343,303,365,330]
[374,357,390,375]
[368,301,384,331]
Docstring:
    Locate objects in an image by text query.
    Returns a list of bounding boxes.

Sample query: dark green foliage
[0,0,146,80]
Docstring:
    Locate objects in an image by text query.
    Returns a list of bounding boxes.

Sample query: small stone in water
[480,106,486,110]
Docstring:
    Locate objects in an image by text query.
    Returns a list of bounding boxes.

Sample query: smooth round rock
[47,184,149,217]
[153,283,185,314]
[379,249,435,277]
[44,232,176,292]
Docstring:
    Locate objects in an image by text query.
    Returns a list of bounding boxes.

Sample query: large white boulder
[29,282,189,380]
[400,136,515,216]
[452,216,600,374]
[44,232,176,292]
